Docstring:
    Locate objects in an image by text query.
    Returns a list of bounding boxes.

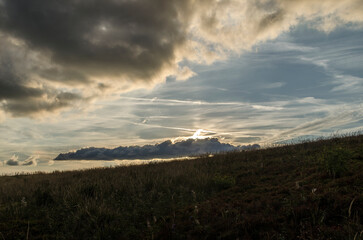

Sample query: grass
[0,134,362,239]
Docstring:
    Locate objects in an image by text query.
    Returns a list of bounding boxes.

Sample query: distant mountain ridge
[54,138,260,160]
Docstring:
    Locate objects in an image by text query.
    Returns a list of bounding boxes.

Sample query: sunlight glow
[192,129,204,139]
[191,129,211,140]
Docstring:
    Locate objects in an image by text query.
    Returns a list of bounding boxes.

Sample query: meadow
[0,134,362,239]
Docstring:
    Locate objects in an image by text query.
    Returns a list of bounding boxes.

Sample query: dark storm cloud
[1,0,188,79]
[0,48,85,117]
[0,0,193,116]
[0,34,89,117]
[38,68,90,85]
[2,92,83,117]
[0,74,43,100]
[0,55,43,100]
[54,138,260,160]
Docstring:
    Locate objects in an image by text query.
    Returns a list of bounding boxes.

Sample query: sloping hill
[0,135,362,239]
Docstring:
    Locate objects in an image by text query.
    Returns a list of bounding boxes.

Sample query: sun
[191,129,209,140]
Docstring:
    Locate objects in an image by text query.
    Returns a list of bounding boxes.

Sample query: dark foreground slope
[0,135,362,239]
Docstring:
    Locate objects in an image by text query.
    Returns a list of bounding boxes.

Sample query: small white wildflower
[191,190,196,201]
[194,205,199,214]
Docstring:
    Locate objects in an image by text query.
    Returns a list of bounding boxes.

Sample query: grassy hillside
[0,135,362,239]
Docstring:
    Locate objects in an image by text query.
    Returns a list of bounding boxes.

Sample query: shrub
[319,147,352,178]
[212,174,236,190]
[33,188,54,206]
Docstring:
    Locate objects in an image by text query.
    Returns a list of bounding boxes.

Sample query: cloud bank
[4,154,38,166]
[54,138,260,160]
[1,0,363,117]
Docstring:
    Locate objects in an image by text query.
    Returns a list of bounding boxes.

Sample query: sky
[0,0,362,170]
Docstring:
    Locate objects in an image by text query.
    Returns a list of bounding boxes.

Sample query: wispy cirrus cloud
[120,96,284,111]
[266,109,363,143]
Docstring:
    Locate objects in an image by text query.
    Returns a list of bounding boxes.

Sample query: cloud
[0,0,190,117]
[1,0,191,81]
[176,66,196,81]
[54,138,260,160]
[0,109,5,122]
[4,154,38,166]
[0,34,91,118]
[5,158,19,166]
[331,74,363,93]
[0,0,362,117]
[268,109,362,142]
[235,137,262,144]
[252,105,284,111]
